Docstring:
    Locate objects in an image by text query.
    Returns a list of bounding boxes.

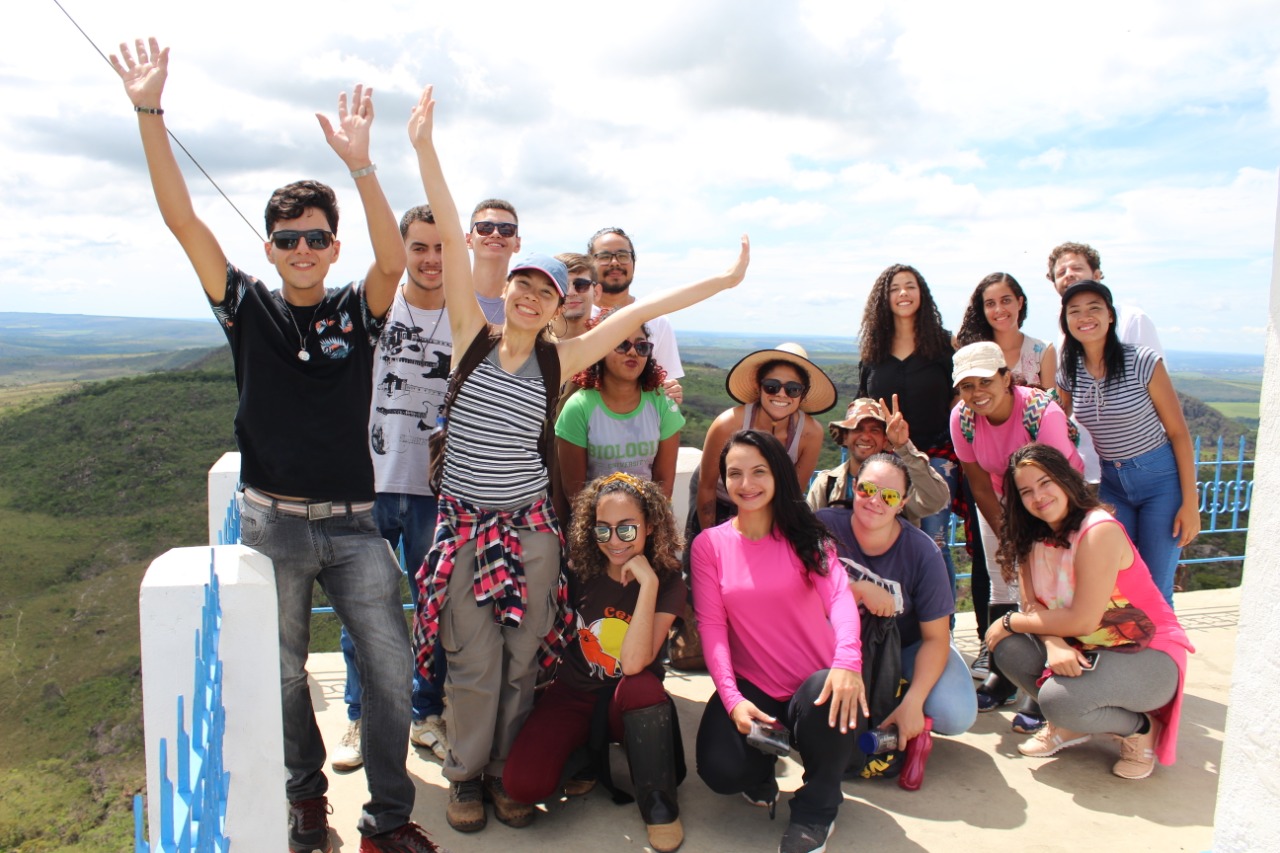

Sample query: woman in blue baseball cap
[407,83,749,834]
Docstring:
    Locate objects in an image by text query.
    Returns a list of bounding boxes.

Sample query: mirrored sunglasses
[593,523,640,543]
[856,481,903,508]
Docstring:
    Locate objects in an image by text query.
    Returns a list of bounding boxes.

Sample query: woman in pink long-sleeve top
[692,429,865,853]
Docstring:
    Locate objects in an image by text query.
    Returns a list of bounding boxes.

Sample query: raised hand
[317,84,375,169]
[722,234,751,288]
[879,394,910,448]
[110,37,169,109]
[407,84,436,150]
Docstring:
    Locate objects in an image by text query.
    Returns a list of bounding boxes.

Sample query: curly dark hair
[955,273,1029,346]
[996,444,1108,584]
[265,180,339,235]
[1046,242,1101,282]
[570,316,667,391]
[857,264,951,364]
[719,429,831,578]
[567,473,683,584]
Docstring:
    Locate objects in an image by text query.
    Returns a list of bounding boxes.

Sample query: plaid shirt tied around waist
[413,492,575,678]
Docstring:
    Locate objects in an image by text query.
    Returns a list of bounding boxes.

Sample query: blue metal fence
[210,435,1254,607]
[134,551,231,853]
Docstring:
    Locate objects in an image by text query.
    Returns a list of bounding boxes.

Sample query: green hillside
[0,366,238,850]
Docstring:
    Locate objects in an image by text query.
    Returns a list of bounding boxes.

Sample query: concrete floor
[307,586,1238,852]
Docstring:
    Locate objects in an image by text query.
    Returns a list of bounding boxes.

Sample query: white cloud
[1,0,1274,352]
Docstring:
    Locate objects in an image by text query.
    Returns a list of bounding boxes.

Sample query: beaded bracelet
[134,106,164,115]
[1002,610,1018,633]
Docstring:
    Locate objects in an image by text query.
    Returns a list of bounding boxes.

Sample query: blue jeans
[900,640,978,736]
[1099,443,1182,606]
[918,455,960,602]
[238,496,413,836]
[342,493,446,721]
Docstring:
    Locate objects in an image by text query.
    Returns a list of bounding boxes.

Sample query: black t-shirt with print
[212,264,383,501]
[558,569,687,694]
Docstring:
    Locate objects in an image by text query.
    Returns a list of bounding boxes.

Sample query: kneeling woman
[986,444,1194,780]
[504,473,688,852]
[692,430,864,853]
[816,453,978,743]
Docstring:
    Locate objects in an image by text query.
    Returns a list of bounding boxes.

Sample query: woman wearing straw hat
[694,343,837,532]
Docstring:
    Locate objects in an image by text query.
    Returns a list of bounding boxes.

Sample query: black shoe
[779,819,835,853]
[288,796,333,853]
[742,778,779,820]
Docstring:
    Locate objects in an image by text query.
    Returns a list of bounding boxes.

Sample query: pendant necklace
[401,286,445,348]
[283,297,321,362]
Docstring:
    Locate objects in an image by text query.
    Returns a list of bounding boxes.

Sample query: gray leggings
[992,634,1178,737]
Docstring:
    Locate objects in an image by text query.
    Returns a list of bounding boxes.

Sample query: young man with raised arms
[112,37,444,853]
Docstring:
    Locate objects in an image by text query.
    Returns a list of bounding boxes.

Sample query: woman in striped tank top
[408,85,750,834]
[1057,281,1199,606]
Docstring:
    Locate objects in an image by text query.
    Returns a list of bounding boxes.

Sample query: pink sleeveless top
[1027,509,1194,765]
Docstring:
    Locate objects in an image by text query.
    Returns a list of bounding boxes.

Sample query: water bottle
[898,716,934,792]
[858,725,899,756]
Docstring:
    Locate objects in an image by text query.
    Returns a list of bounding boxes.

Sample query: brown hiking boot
[482,774,535,828]
[445,778,486,833]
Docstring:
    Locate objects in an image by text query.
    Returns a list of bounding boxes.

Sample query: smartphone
[746,719,791,758]
[1079,651,1101,671]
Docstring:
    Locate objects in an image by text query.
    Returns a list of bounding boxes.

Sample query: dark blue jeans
[341,492,446,721]
[1099,443,1183,606]
[239,496,413,836]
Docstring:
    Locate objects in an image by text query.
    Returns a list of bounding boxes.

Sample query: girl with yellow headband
[503,472,688,852]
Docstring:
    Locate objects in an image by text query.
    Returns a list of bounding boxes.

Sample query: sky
[3,0,1278,353]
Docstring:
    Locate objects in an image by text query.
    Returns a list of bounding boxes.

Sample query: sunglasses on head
[614,339,654,357]
[856,481,903,508]
[593,523,640,543]
[570,277,595,293]
[472,221,518,238]
[271,229,334,250]
[760,379,805,398]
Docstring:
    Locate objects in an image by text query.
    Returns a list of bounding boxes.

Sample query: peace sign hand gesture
[878,394,911,449]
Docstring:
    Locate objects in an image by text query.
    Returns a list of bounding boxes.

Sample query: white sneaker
[330,719,363,771]
[411,714,448,761]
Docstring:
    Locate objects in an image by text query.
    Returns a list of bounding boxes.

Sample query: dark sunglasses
[593,523,640,544]
[856,481,904,508]
[570,277,596,293]
[271,229,334,250]
[472,220,518,238]
[614,339,654,357]
[760,378,805,398]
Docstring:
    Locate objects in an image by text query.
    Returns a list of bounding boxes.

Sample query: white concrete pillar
[207,452,241,545]
[1212,181,1280,850]
[673,444,701,529]
[140,545,285,849]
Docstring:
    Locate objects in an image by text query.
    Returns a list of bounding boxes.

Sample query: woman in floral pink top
[984,444,1193,780]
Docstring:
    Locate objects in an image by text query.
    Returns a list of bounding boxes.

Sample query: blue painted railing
[135,551,231,852]
[211,435,1253,606]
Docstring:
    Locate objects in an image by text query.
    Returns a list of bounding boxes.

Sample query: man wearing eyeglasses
[467,199,521,323]
[113,38,441,852]
[807,397,949,523]
[588,227,685,397]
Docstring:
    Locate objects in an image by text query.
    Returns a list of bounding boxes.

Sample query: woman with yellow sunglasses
[817,454,977,757]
